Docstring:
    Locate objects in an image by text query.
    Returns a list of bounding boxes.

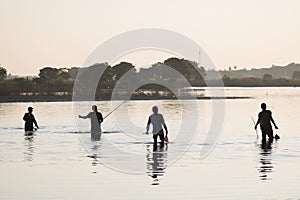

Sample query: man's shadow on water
[256,138,277,181]
[146,144,168,186]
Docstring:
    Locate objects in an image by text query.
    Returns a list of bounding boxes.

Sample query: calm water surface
[0,87,299,200]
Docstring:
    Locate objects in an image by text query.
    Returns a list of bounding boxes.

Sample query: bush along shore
[1,58,300,102]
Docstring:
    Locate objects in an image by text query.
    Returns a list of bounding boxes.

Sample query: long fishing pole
[103,100,127,119]
[251,116,258,138]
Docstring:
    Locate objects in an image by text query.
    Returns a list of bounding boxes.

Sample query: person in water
[79,105,103,139]
[255,103,278,140]
[146,106,168,146]
[23,107,39,132]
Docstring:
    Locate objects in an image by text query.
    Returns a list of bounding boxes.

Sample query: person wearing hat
[79,105,103,140]
[23,107,39,132]
[255,103,279,140]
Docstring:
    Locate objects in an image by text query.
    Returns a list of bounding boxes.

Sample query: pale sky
[0,0,299,76]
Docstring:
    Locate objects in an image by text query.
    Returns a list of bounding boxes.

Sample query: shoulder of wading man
[148,114,166,132]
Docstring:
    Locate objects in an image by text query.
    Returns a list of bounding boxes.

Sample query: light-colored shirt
[86,111,103,133]
[147,114,166,134]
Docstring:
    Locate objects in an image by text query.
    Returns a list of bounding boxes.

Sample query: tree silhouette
[0,66,7,80]
[112,62,136,81]
[163,57,206,86]
[39,67,59,80]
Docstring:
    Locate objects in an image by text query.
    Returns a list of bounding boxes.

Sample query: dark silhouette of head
[152,106,158,114]
[92,105,97,112]
[261,103,267,110]
[28,107,33,113]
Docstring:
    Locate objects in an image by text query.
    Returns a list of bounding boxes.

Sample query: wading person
[23,107,39,134]
[79,105,103,140]
[146,106,168,146]
[255,103,279,140]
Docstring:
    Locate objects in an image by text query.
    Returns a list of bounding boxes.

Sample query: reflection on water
[146,144,168,186]
[24,136,35,162]
[256,139,277,181]
[1,89,300,199]
[88,141,102,173]
[87,140,169,182]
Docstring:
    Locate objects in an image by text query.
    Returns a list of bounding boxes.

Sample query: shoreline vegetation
[0,95,251,103]
[1,58,300,102]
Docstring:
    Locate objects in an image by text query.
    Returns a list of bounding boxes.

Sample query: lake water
[0,87,300,200]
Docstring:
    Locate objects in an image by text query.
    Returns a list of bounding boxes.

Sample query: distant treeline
[1,58,300,99]
[216,62,300,80]
[220,77,300,87]
[0,57,206,97]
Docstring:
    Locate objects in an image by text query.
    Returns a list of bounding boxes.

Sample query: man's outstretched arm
[79,113,90,119]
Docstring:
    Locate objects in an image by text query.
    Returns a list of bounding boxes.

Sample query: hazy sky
[0,0,299,76]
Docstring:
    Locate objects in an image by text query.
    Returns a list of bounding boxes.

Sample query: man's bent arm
[23,114,27,121]
[99,113,103,123]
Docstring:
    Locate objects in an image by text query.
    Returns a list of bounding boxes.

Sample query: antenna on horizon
[198,50,201,67]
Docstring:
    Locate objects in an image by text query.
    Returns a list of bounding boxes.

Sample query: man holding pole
[79,105,103,140]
